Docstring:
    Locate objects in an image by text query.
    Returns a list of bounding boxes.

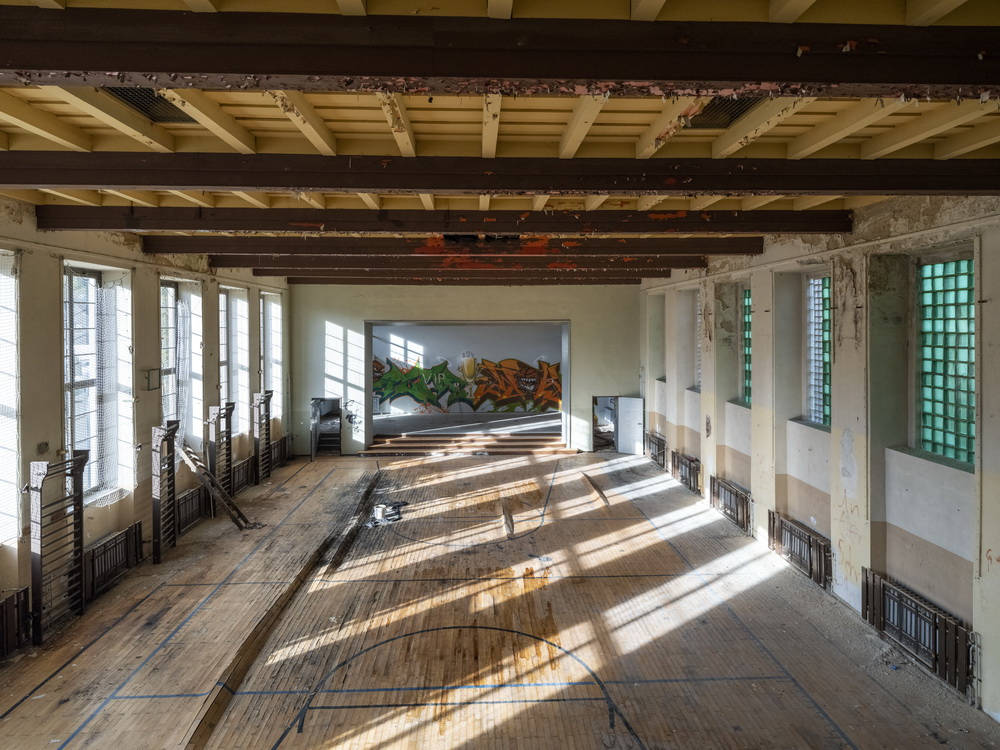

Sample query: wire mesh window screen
[694,290,702,389]
[805,276,832,425]
[0,252,19,542]
[918,259,976,464]
[64,270,100,493]
[231,289,250,433]
[741,287,752,405]
[262,293,284,421]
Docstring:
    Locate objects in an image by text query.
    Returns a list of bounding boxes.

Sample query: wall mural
[373,356,561,413]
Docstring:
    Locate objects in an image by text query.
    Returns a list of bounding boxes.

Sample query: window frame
[738,284,752,406]
[159,280,180,424]
[219,286,231,410]
[802,272,833,427]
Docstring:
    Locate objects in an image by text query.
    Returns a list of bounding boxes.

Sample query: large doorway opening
[369,322,567,440]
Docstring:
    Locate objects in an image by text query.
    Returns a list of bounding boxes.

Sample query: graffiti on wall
[373,357,561,413]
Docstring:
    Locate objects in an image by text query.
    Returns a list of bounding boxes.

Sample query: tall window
[0,251,18,542]
[740,286,752,405]
[63,266,134,496]
[805,276,832,426]
[918,258,975,464]
[693,290,702,390]
[160,282,179,422]
[261,293,284,421]
[219,287,249,432]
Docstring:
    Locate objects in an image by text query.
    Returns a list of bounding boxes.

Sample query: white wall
[683,387,701,436]
[291,284,640,454]
[724,401,751,456]
[786,420,831,496]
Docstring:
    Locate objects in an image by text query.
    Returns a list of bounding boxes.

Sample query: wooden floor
[2,454,998,749]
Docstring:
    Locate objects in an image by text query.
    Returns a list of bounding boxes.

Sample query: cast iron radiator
[151,421,179,564]
[29,451,88,644]
[253,390,273,483]
[767,510,831,589]
[670,450,701,494]
[644,431,667,470]
[83,521,143,603]
[710,475,754,534]
[270,434,292,467]
[233,458,253,495]
[0,587,30,657]
[862,567,976,698]
[176,486,212,536]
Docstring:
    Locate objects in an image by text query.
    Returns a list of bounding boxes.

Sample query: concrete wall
[719,400,751,488]
[290,284,640,455]
[640,195,1000,720]
[0,195,287,589]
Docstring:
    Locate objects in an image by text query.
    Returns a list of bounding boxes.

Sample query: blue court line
[621,474,860,750]
[57,462,328,750]
[108,673,793,701]
[308,697,609,710]
[162,580,292,587]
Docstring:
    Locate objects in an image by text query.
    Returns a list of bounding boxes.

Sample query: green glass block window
[805,276,832,425]
[918,259,975,464]
[741,287,752,405]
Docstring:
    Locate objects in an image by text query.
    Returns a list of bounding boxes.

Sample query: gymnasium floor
[1,454,997,749]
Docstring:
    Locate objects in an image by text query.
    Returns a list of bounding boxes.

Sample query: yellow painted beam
[337,0,367,15]
[787,98,911,159]
[103,189,159,207]
[583,195,609,211]
[934,116,1000,159]
[482,94,502,158]
[635,97,708,159]
[636,195,663,211]
[532,195,550,211]
[0,189,44,203]
[160,89,255,154]
[181,0,220,10]
[267,90,337,156]
[713,97,815,158]
[41,188,102,206]
[487,0,514,19]
[860,100,995,159]
[419,193,435,211]
[906,0,969,25]
[559,95,607,159]
[630,0,667,21]
[690,195,726,210]
[0,90,91,151]
[233,191,271,209]
[741,195,783,210]
[358,192,381,210]
[768,0,818,22]
[376,93,417,157]
[43,87,174,152]
[792,195,839,210]
[167,190,215,208]
[299,192,326,209]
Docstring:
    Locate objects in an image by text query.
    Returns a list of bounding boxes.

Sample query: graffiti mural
[373,356,561,413]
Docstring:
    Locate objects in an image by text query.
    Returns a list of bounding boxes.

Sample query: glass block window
[219,288,229,408]
[740,287,752,404]
[694,290,702,389]
[805,276,832,425]
[160,282,178,422]
[918,259,975,464]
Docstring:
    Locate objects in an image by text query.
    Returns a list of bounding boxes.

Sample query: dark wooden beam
[212,255,705,270]
[5,153,1000,196]
[37,206,852,234]
[287,277,645,285]
[1,8,998,98]
[145,235,763,256]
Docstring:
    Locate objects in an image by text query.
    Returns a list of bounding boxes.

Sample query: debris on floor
[364,501,407,527]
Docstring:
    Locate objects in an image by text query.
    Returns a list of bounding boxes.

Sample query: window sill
[84,486,129,508]
[726,398,751,411]
[888,445,974,475]
[790,417,831,434]
[686,386,701,394]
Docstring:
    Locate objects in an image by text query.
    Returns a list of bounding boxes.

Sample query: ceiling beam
[167,190,215,208]
[482,94,502,159]
[791,195,839,210]
[42,87,174,153]
[478,195,491,211]
[0,90,91,151]
[31,0,66,7]
[143,235,764,256]
[906,0,969,25]
[635,97,708,159]
[532,195,550,211]
[713,97,816,158]
[740,195,783,210]
[357,192,381,210]
[630,0,667,21]
[787,98,912,159]
[934,117,1000,159]
[583,195,609,211]
[267,90,337,156]
[0,131,7,150]
[102,189,159,207]
[217,256,705,271]
[337,0,367,14]
[377,93,417,157]
[559,96,607,159]
[286,276,645,286]
[38,207,853,234]
[159,89,255,154]
[860,100,996,159]
[40,188,102,206]
[689,195,726,210]
[419,194,435,211]
[267,268,661,279]
[5,152,999,196]
[233,191,271,209]
[298,192,326,209]
[7,10,997,99]
[487,0,514,19]
[769,0,818,22]
[0,189,43,203]
[636,196,663,211]
[181,0,219,10]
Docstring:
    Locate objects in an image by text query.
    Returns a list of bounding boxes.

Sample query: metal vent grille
[688,97,763,129]
[103,88,195,123]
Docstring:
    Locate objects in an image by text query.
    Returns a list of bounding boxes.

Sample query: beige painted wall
[289,283,640,455]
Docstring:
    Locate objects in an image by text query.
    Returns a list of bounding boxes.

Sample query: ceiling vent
[103,87,195,124]
[687,97,763,130]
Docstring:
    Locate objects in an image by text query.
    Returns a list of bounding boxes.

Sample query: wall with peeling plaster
[641,195,1000,721]
[0,195,288,592]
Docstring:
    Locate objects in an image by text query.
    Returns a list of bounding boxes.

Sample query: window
[694,289,702,390]
[219,287,250,432]
[63,266,134,497]
[805,276,832,426]
[740,286,752,405]
[261,293,284,421]
[917,258,975,464]
[0,251,18,542]
[160,282,179,422]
